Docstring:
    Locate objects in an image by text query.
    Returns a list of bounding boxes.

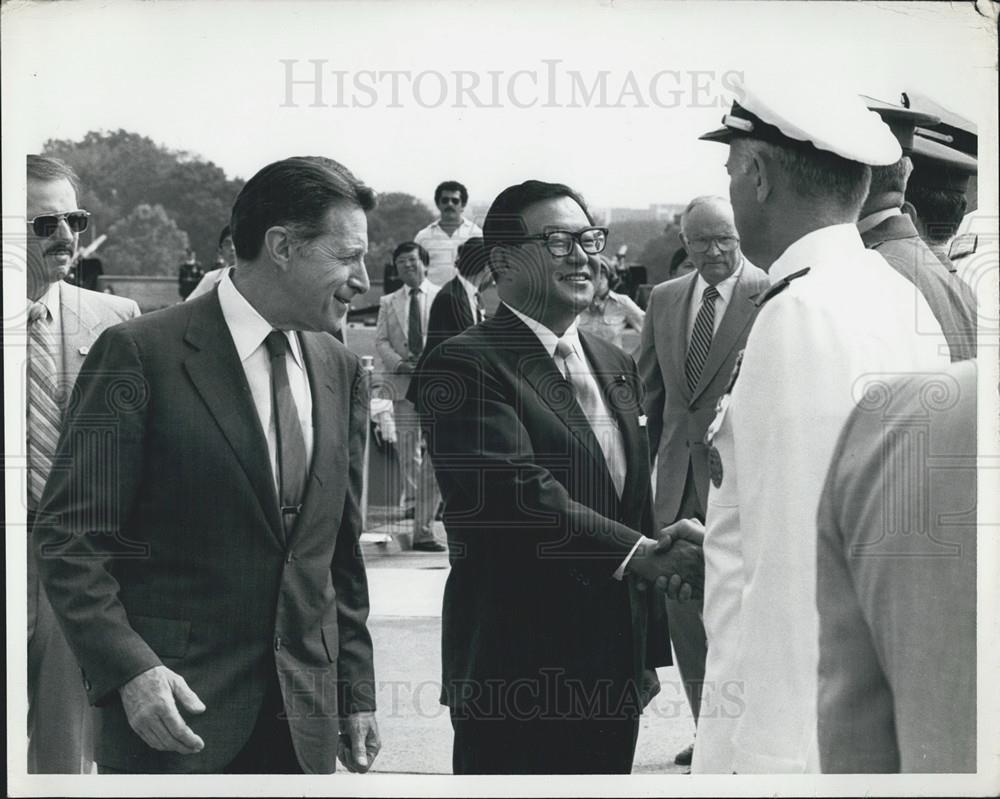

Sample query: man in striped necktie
[24,155,140,774]
[638,195,769,769]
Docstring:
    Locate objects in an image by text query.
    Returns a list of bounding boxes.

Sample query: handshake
[628,518,705,601]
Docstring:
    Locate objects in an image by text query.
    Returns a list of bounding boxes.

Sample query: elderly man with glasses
[24,155,140,773]
[416,179,703,775]
[636,195,768,769]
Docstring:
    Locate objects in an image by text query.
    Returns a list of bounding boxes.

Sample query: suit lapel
[491,309,609,473]
[290,333,338,544]
[666,273,698,400]
[580,333,642,505]
[182,295,284,547]
[451,278,474,328]
[691,269,758,402]
[59,283,103,395]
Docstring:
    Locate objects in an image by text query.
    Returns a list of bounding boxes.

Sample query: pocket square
[78,346,90,356]
[638,415,647,428]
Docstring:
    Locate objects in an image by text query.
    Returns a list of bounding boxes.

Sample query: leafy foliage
[100,204,190,276]
[42,130,243,274]
[365,191,435,280]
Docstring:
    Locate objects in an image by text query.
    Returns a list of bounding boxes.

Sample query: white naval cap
[700,75,902,166]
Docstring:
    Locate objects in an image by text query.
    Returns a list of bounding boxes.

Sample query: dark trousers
[665,464,708,722]
[450,711,639,774]
[99,673,303,774]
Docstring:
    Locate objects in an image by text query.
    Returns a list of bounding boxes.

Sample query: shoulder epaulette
[753,267,811,308]
[949,233,977,260]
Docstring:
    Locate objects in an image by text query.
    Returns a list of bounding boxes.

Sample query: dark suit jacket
[416,305,670,722]
[862,214,977,361]
[637,263,769,526]
[406,275,479,405]
[33,291,375,773]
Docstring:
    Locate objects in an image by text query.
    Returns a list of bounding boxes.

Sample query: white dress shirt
[694,224,950,774]
[217,273,314,494]
[505,303,649,577]
[414,217,484,286]
[686,260,744,344]
[456,273,481,321]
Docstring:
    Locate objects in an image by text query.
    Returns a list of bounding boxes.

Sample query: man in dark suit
[34,157,380,774]
[637,195,769,767]
[860,98,976,361]
[416,180,703,775]
[24,155,141,774]
[425,236,492,355]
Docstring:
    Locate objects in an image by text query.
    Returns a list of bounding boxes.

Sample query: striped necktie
[26,302,62,508]
[685,284,719,394]
[554,338,626,496]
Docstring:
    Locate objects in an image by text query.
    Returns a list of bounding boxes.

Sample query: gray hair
[730,138,871,214]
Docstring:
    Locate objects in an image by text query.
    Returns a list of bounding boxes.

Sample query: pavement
[360,514,695,775]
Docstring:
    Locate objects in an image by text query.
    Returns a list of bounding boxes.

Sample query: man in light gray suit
[374,242,444,551]
[637,196,768,766]
[25,154,140,773]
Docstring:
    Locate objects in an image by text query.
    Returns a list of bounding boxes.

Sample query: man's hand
[338,711,380,773]
[629,518,706,600]
[119,665,205,754]
[639,668,661,710]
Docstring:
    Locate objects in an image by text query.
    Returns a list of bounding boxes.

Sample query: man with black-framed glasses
[414,180,483,286]
[416,179,701,774]
[24,154,140,773]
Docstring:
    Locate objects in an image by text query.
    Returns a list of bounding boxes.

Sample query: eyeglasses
[521,227,609,257]
[28,210,90,237]
[439,197,463,206]
[687,236,739,254]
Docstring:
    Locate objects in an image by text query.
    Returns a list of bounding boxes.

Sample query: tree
[42,130,243,270]
[100,204,190,276]
[365,192,435,281]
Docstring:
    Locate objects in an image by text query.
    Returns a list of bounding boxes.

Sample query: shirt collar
[218,271,303,368]
[693,258,744,305]
[769,224,866,284]
[504,302,580,358]
[857,207,901,234]
[34,280,61,323]
[430,217,471,233]
[457,273,478,298]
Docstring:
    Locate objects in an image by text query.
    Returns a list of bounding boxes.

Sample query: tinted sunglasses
[28,210,90,237]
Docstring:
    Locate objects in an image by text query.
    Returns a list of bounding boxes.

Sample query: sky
[2,0,997,212]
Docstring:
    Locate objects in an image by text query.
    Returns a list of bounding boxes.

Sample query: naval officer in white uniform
[691,76,952,774]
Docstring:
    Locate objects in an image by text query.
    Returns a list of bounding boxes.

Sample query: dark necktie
[26,302,61,509]
[265,331,308,531]
[408,287,423,357]
[685,284,720,394]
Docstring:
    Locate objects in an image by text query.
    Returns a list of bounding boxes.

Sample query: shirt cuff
[612,535,656,581]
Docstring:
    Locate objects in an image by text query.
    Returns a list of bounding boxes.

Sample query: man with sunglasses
[414,180,483,286]
[416,180,701,774]
[24,155,140,773]
[637,195,768,769]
